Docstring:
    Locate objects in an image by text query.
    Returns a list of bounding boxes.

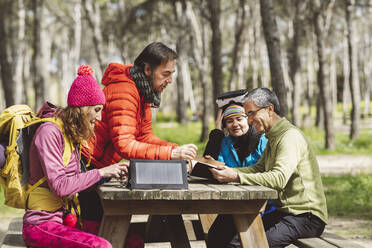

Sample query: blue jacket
[217,133,275,215]
[218,134,268,168]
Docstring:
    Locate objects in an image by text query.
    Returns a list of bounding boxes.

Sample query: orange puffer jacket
[85,63,177,168]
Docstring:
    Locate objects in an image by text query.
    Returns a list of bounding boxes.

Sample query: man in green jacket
[207,88,327,248]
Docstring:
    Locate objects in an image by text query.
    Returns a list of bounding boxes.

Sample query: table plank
[237,185,278,200]
[101,199,267,215]
[206,183,249,200]
[98,180,276,201]
[187,183,218,200]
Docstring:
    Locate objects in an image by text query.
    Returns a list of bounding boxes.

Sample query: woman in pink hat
[22,65,127,248]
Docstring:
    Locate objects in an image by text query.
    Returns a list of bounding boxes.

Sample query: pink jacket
[23,122,101,225]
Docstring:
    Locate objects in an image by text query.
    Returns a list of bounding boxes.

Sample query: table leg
[233,213,269,248]
[198,214,218,239]
[99,214,131,248]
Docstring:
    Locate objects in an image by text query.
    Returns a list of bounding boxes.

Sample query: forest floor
[1,155,372,247]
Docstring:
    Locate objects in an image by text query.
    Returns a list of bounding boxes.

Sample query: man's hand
[209,165,240,183]
[98,161,129,179]
[171,144,198,160]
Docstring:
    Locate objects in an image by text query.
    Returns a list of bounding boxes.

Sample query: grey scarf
[130,65,161,108]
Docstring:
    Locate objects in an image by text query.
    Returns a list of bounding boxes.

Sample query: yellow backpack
[0,104,74,209]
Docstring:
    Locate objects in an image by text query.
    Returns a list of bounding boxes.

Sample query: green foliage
[323,174,372,219]
[302,127,372,155]
[153,121,207,155]
[156,111,176,123]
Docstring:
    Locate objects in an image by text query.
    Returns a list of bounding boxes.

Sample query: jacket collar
[265,117,291,140]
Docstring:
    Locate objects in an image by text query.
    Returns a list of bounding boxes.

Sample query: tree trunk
[239,37,249,90]
[14,0,25,104]
[345,0,361,141]
[305,46,315,118]
[342,35,351,124]
[248,3,260,90]
[174,0,188,124]
[249,23,259,89]
[362,7,372,118]
[72,1,82,75]
[207,0,223,118]
[288,0,305,126]
[363,43,372,117]
[32,0,48,111]
[82,0,105,74]
[227,0,246,91]
[312,0,335,150]
[259,0,289,118]
[186,1,209,142]
[0,0,16,107]
[330,50,337,111]
[23,49,31,106]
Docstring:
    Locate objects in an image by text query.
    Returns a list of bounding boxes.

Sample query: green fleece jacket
[236,118,328,224]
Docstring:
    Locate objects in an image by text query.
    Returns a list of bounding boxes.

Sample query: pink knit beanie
[67,65,106,107]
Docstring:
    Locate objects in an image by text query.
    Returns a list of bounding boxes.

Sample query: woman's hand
[171,144,198,160]
[215,108,223,130]
[98,161,129,179]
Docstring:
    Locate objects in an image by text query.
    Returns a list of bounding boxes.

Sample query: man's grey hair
[245,88,281,115]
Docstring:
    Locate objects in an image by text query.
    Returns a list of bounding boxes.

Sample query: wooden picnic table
[97,177,277,248]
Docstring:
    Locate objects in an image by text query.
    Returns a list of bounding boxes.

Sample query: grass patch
[323,174,372,219]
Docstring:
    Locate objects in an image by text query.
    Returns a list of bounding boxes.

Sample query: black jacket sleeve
[203,129,225,160]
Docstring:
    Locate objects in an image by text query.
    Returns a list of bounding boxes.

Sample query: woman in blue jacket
[204,102,267,167]
[203,102,274,216]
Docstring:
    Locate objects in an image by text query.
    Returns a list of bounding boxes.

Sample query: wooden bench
[0,217,26,248]
[2,217,365,248]
[293,231,365,248]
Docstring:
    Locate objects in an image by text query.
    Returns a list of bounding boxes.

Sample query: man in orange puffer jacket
[79,43,198,240]
[85,42,197,168]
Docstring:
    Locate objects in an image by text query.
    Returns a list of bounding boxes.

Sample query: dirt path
[317,155,372,175]
[326,217,372,248]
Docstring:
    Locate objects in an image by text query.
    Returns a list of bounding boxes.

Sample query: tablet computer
[129,159,188,189]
